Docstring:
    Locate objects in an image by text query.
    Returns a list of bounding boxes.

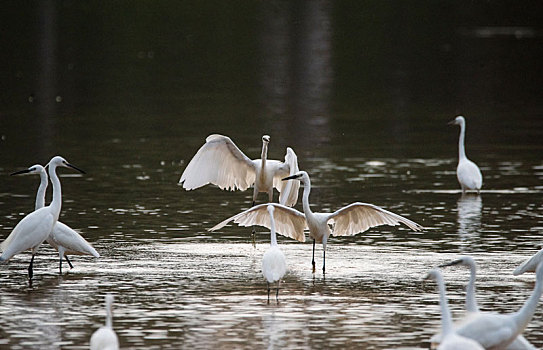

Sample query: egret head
[10,164,46,176]
[448,115,465,126]
[424,268,441,283]
[262,135,270,144]
[282,171,308,183]
[46,156,86,174]
[439,255,475,269]
[267,204,275,215]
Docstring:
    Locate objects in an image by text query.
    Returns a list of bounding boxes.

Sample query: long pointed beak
[66,163,86,174]
[282,174,299,181]
[439,259,463,268]
[10,169,32,176]
[448,120,456,125]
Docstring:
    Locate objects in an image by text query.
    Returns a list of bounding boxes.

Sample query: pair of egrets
[0,156,99,282]
[179,134,424,296]
[426,256,543,350]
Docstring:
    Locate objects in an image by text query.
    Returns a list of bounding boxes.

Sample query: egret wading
[432,256,535,349]
[0,156,84,281]
[424,269,484,350]
[449,116,483,193]
[262,205,287,303]
[212,171,423,274]
[90,294,119,350]
[436,261,543,349]
[11,164,98,274]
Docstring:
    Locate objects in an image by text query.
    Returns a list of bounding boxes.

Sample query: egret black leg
[59,255,63,274]
[28,254,35,280]
[267,282,271,304]
[322,249,326,274]
[276,281,280,301]
[312,239,316,273]
[65,255,74,269]
[251,200,257,247]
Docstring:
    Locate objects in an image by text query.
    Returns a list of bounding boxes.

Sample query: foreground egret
[425,268,484,350]
[212,171,423,273]
[11,164,98,273]
[449,116,483,193]
[433,256,535,350]
[90,294,119,350]
[514,249,543,276]
[179,134,300,207]
[0,156,84,280]
[262,205,287,302]
[439,261,543,349]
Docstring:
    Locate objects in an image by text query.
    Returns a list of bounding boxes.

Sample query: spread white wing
[327,202,423,237]
[209,203,307,242]
[274,147,300,207]
[179,134,256,191]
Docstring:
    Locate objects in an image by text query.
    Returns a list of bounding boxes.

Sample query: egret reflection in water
[456,194,482,243]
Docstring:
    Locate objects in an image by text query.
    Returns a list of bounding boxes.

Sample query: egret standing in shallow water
[449,116,483,193]
[11,164,98,274]
[425,268,484,350]
[90,294,119,350]
[211,171,423,274]
[433,256,535,349]
[0,156,85,281]
[179,134,300,207]
[262,205,287,303]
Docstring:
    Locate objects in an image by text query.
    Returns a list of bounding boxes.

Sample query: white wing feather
[275,147,300,207]
[47,222,100,257]
[209,203,307,242]
[180,134,256,191]
[327,202,423,237]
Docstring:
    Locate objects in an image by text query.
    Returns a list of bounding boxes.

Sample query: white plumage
[0,156,84,281]
[11,164,99,273]
[262,205,287,302]
[90,294,119,350]
[179,134,300,207]
[212,171,423,274]
[514,249,543,276]
[425,268,484,350]
[432,256,535,349]
[449,116,483,193]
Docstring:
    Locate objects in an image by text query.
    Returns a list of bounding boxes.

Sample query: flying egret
[179,134,300,207]
[11,164,99,273]
[262,205,287,303]
[90,294,119,350]
[436,261,543,349]
[449,116,483,193]
[425,268,484,350]
[0,156,85,281]
[212,171,423,274]
[514,249,543,276]
[432,256,535,350]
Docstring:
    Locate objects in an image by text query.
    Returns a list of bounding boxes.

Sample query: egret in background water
[425,268,484,350]
[437,261,543,349]
[433,256,535,350]
[212,171,423,274]
[0,156,84,281]
[449,116,483,193]
[262,205,287,303]
[179,134,300,207]
[11,164,98,274]
[90,294,119,350]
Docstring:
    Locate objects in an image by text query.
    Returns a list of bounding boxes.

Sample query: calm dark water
[0,1,542,349]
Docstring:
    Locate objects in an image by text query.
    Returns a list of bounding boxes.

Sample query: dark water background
[0,1,542,349]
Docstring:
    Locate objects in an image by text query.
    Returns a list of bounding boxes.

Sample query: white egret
[437,261,543,349]
[425,268,484,350]
[262,205,287,302]
[449,116,483,193]
[179,134,300,207]
[433,256,535,350]
[514,249,543,276]
[90,294,119,350]
[11,164,99,273]
[0,156,84,281]
[212,171,423,273]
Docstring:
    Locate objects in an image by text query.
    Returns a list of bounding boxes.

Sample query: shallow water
[1,2,543,349]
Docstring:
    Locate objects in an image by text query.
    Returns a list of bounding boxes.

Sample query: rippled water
[1,1,543,349]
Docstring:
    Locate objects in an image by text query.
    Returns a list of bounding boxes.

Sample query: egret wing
[327,202,423,237]
[274,147,300,207]
[49,221,100,257]
[180,134,256,191]
[209,203,307,242]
